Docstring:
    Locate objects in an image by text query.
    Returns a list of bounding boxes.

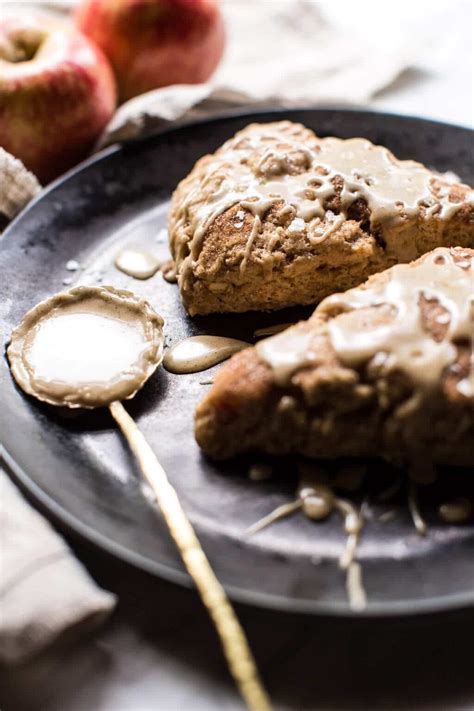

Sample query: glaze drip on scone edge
[256,248,473,395]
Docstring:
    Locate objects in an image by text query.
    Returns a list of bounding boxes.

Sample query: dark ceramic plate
[1,109,473,616]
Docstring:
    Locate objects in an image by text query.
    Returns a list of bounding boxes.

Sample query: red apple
[75,0,225,101]
[0,15,117,183]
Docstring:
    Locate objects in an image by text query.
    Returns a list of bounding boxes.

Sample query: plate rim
[2,106,474,617]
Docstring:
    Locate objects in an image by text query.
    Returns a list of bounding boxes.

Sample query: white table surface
[1,2,473,710]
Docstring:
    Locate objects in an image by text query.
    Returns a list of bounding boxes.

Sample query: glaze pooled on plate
[114,248,162,280]
[163,335,249,374]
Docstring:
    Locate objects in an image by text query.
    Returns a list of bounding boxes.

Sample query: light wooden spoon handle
[109,400,272,711]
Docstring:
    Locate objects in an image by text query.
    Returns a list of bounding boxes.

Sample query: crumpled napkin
[0,149,41,224]
[0,472,116,665]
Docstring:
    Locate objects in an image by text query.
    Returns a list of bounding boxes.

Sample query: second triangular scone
[169,121,474,315]
[195,247,473,465]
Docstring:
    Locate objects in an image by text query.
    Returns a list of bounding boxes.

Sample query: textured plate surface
[1,108,473,615]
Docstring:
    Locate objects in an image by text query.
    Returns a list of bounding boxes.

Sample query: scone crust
[169,121,474,315]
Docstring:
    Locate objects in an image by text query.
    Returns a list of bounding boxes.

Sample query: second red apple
[75,0,225,101]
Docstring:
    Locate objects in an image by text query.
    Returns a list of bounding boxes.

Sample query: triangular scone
[195,247,474,465]
[169,121,474,315]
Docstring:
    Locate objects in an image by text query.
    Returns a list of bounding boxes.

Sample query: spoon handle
[109,400,272,711]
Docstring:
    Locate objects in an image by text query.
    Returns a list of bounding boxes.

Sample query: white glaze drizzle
[408,483,428,536]
[256,324,317,385]
[246,465,366,611]
[256,248,474,392]
[241,215,262,273]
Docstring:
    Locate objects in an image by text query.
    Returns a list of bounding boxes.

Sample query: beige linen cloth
[0,475,115,665]
[0,0,425,666]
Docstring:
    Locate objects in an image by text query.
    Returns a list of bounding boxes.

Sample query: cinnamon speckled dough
[169,121,474,315]
[195,247,474,464]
